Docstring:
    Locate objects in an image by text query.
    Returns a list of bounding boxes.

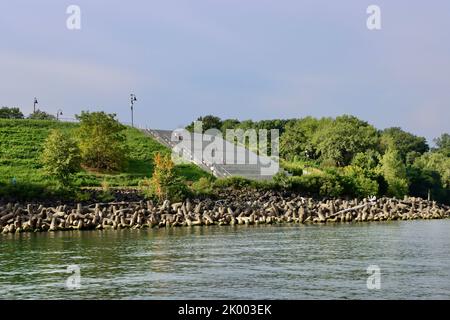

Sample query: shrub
[290,173,344,197]
[28,110,56,120]
[351,150,380,170]
[273,172,293,189]
[318,175,344,197]
[76,111,127,171]
[41,129,81,186]
[213,176,253,189]
[380,149,409,198]
[140,152,189,202]
[342,166,379,197]
[74,190,93,202]
[211,176,278,192]
[282,161,303,176]
[0,107,24,119]
[190,177,214,197]
[97,179,114,202]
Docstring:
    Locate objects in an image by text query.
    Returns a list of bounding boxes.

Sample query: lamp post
[33,97,38,113]
[56,109,63,121]
[130,93,137,127]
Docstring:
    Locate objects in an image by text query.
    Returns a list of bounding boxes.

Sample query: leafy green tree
[380,127,429,161]
[289,172,344,197]
[220,119,240,133]
[379,149,409,198]
[407,166,443,201]
[313,115,379,166]
[251,119,292,134]
[351,150,380,170]
[234,119,254,131]
[408,151,450,204]
[405,151,422,165]
[28,109,56,120]
[41,130,81,185]
[186,115,222,132]
[433,133,450,156]
[413,152,450,189]
[140,152,188,202]
[76,111,127,171]
[0,107,24,119]
[280,117,327,161]
[343,165,379,197]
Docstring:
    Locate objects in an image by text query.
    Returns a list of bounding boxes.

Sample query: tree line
[0,106,57,120]
[187,115,450,203]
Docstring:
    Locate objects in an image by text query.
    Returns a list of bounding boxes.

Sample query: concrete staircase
[143,129,283,180]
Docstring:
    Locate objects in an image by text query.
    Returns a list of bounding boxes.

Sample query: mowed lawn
[0,119,209,190]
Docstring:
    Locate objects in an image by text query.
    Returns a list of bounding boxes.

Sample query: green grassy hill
[0,119,209,199]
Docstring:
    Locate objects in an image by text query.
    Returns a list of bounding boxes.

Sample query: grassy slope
[0,119,210,191]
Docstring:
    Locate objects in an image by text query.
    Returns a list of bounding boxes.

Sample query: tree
[76,111,127,171]
[41,130,81,185]
[351,150,380,170]
[28,109,56,120]
[220,119,240,133]
[407,165,443,201]
[379,149,409,198]
[405,151,422,165]
[433,133,450,156]
[0,107,24,119]
[413,152,450,189]
[313,115,379,166]
[380,127,429,161]
[252,119,292,134]
[186,115,222,132]
[280,117,325,161]
[140,152,188,202]
[343,165,379,197]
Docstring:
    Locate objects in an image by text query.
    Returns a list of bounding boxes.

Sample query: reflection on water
[1,220,450,299]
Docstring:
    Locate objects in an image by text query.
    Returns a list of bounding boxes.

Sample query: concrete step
[142,128,282,180]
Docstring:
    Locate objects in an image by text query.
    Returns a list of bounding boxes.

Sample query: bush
[140,152,189,202]
[190,177,214,197]
[281,161,303,176]
[351,150,380,170]
[0,107,24,119]
[342,166,379,197]
[380,149,409,198]
[0,181,79,202]
[387,179,409,199]
[97,179,114,202]
[41,129,81,186]
[273,172,293,189]
[289,173,344,197]
[213,176,253,189]
[28,110,56,120]
[76,111,127,171]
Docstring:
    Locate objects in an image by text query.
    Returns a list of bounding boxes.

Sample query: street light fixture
[56,109,63,121]
[130,93,137,127]
[33,97,38,113]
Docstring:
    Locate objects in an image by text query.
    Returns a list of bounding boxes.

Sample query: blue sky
[0,0,449,143]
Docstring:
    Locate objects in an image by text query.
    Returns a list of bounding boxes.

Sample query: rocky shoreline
[1,189,449,234]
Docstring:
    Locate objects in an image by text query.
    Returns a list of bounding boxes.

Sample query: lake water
[1,220,450,299]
